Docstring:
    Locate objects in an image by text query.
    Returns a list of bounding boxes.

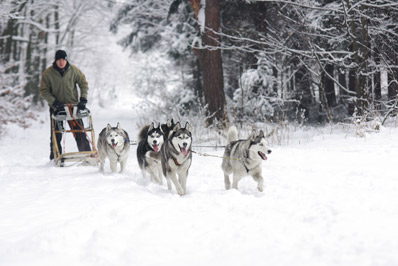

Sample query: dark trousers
[49,108,91,160]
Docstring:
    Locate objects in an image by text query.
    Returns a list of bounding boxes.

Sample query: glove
[53,100,64,114]
[77,97,87,110]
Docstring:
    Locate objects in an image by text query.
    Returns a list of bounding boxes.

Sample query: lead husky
[221,126,271,192]
[137,122,164,184]
[161,122,192,195]
[97,123,130,173]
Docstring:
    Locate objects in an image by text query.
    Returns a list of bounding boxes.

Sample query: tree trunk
[372,49,381,109]
[337,68,347,104]
[345,0,367,115]
[388,72,398,100]
[189,0,227,127]
[322,64,336,107]
[54,7,60,45]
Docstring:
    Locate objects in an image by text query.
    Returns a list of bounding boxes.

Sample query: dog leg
[119,160,126,173]
[232,174,241,190]
[179,172,188,193]
[109,159,118,173]
[147,167,162,184]
[169,172,185,195]
[141,170,147,180]
[252,173,264,192]
[99,160,105,172]
[156,166,163,185]
[224,174,231,190]
[166,178,172,191]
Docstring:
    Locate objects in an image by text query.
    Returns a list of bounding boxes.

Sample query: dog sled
[51,104,98,167]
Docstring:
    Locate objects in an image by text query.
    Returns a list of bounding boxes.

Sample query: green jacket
[39,63,89,108]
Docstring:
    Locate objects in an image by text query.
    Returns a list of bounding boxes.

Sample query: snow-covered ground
[1,106,398,266]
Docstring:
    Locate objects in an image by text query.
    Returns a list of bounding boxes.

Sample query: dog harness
[108,141,128,162]
[172,151,190,166]
[173,157,181,166]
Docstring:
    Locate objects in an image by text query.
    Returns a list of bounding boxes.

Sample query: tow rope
[190,150,244,161]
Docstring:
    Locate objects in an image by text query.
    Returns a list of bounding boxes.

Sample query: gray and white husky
[221,126,272,192]
[136,122,165,184]
[160,122,192,195]
[97,123,130,173]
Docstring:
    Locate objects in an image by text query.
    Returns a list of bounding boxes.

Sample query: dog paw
[257,186,263,192]
[176,188,185,196]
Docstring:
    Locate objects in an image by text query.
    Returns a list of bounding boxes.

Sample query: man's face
[56,58,67,69]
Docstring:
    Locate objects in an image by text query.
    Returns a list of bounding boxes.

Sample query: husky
[160,118,176,139]
[160,122,192,195]
[221,126,272,192]
[136,122,165,184]
[97,123,130,173]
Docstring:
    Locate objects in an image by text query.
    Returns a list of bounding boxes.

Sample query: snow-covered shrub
[230,53,279,123]
[0,62,37,136]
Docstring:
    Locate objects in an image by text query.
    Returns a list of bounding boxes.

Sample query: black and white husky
[97,123,130,173]
[221,126,272,192]
[160,118,176,139]
[160,122,192,195]
[136,122,165,184]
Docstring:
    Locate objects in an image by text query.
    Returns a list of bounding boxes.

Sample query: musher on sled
[39,50,92,161]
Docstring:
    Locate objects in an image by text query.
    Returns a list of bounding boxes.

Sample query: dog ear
[167,119,173,127]
[258,130,264,138]
[265,129,274,138]
[184,122,190,131]
[106,124,112,131]
[250,129,257,140]
[173,122,181,132]
[117,122,121,129]
[148,122,154,131]
[157,122,161,129]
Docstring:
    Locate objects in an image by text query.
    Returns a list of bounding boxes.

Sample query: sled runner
[51,104,98,167]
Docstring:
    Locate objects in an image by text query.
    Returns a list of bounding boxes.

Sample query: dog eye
[260,143,264,146]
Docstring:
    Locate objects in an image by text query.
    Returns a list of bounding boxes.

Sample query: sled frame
[51,105,98,167]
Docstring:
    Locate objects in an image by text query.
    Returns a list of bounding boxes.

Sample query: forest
[1,0,398,133]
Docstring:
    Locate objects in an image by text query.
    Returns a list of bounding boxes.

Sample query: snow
[198,0,206,34]
[1,106,398,266]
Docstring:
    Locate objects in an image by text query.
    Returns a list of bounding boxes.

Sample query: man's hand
[53,100,64,114]
[77,97,87,110]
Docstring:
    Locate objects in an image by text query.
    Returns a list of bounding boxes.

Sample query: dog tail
[227,125,238,144]
[137,124,150,141]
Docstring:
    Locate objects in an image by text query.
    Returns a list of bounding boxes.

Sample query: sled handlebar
[52,105,91,121]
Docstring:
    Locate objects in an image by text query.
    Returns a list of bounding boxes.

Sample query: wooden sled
[51,104,98,167]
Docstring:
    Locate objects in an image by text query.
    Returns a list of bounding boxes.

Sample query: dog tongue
[181,147,188,156]
[112,143,117,148]
[259,151,267,160]
[153,144,159,152]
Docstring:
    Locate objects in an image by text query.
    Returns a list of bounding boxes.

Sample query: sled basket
[51,104,98,167]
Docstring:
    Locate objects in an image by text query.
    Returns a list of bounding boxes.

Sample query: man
[40,49,91,160]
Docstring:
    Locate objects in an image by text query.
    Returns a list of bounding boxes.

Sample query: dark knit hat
[55,50,67,61]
